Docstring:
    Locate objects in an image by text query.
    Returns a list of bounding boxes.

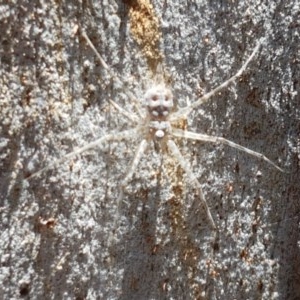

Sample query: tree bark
[0,0,299,299]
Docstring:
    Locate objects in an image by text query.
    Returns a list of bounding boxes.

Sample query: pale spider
[27,29,283,233]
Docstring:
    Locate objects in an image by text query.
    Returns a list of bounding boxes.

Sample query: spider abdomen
[148,120,171,139]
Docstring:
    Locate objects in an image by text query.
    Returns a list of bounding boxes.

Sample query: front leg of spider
[170,42,261,121]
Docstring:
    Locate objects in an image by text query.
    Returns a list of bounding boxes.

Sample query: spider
[27,28,283,234]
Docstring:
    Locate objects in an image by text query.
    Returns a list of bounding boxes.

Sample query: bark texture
[0,1,299,299]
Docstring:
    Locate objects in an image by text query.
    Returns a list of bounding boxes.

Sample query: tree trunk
[0,0,299,299]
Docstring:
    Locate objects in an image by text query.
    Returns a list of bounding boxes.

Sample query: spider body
[144,85,174,139]
[27,30,284,239]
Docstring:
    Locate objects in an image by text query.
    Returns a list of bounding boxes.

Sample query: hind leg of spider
[172,129,284,172]
[108,139,148,245]
[171,42,261,121]
[167,138,220,285]
[26,128,139,181]
[167,139,216,230]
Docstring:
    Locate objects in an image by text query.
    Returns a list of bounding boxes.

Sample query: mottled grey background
[0,1,299,299]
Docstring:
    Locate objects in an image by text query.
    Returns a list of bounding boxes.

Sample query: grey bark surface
[0,1,299,299]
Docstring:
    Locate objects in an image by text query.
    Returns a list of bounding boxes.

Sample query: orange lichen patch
[172,117,188,131]
[126,0,163,73]
[163,155,186,233]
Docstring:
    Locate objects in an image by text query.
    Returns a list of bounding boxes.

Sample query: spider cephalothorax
[144,85,174,139]
[144,85,173,119]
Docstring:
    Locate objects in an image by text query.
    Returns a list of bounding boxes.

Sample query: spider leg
[170,42,261,121]
[26,128,139,180]
[172,128,284,172]
[167,139,216,230]
[109,139,148,244]
[109,99,139,123]
[80,29,111,76]
[119,139,148,189]
[80,28,143,118]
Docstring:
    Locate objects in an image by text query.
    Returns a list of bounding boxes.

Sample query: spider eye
[152,95,159,101]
